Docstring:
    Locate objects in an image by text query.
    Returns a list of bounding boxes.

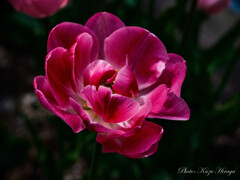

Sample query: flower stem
[88,141,101,180]
[180,0,198,51]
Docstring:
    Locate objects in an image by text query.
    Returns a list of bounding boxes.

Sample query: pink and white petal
[83,60,116,87]
[70,98,124,134]
[98,86,140,123]
[81,85,140,123]
[97,121,163,158]
[81,100,150,135]
[115,100,152,137]
[112,65,139,98]
[69,33,98,92]
[47,22,98,53]
[46,47,76,108]
[104,26,168,90]
[127,100,152,130]
[85,12,125,59]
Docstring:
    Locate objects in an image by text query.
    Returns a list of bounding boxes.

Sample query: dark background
[0,0,240,179]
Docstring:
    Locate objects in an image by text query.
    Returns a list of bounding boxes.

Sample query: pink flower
[8,0,70,18]
[34,12,190,158]
[198,0,231,14]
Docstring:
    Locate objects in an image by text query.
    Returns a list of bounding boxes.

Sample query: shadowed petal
[86,12,125,59]
[45,47,76,108]
[83,60,116,87]
[143,85,190,120]
[112,65,139,98]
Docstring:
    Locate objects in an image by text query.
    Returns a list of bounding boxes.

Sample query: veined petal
[104,26,168,90]
[112,65,139,98]
[81,85,140,123]
[83,60,116,87]
[97,121,163,158]
[45,47,76,108]
[85,12,125,59]
[47,22,99,53]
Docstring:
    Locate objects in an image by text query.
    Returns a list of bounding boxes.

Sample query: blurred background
[0,0,240,179]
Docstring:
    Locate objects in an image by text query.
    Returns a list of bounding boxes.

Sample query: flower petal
[34,76,85,133]
[45,47,76,108]
[70,98,124,134]
[112,65,139,98]
[47,22,98,53]
[8,0,70,18]
[141,53,186,97]
[198,0,231,14]
[97,121,163,158]
[69,33,98,92]
[115,100,152,136]
[34,76,58,112]
[83,60,116,87]
[56,109,86,133]
[85,12,125,59]
[81,85,140,123]
[161,53,186,96]
[104,26,168,90]
[143,85,190,120]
